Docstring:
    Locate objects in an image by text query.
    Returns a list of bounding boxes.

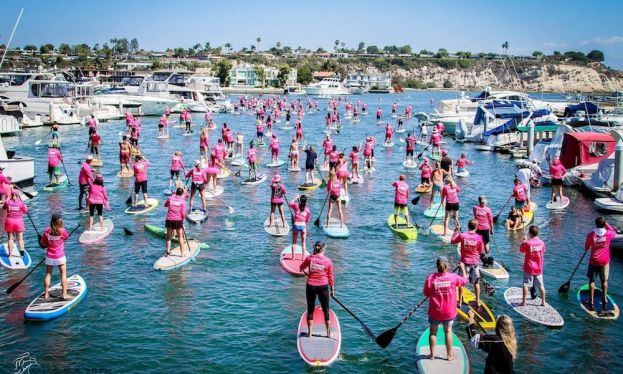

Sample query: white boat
[125,71,209,112]
[186,75,233,112]
[0,133,34,185]
[304,78,349,96]
[594,188,623,213]
[582,158,614,196]
[283,85,307,96]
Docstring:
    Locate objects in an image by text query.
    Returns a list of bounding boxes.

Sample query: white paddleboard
[403,160,418,169]
[242,174,267,185]
[153,239,203,271]
[321,217,350,238]
[203,186,224,200]
[546,196,570,210]
[186,208,208,224]
[24,274,87,320]
[504,287,564,327]
[264,217,291,236]
[0,242,31,269]
[266,159,285,168]
[78,219,114,244]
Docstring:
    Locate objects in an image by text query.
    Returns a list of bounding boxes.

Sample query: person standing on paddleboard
[441,177,460,236]
[452,219,484,307]
[158,114,167,137]
[584,217,616,311]
[51,121,60,142]
[456,153,472,174]
[430,162,444,207]
[391,175,410,227]
[132,155,150,208]
[247,143,258,180]
[466,313,517,373]
[430,129,442,159]
[473,196,493,255]
[289,138,300,170]
[325,170,345,228]
[270,134,280,164]
[530,159,542,187]
[511,179,527,222]
[549,157,567,203]
[87,114,98,135]
[336,154,349,196]
[423,256,468,361]
[47,143,63,185]
[440,150,453,177]
[206,153,220,191]
[349,146,360,182]
[516,161,532,204]
[303,146,318,184]
[78,155,94,211]
[328,145,339,171]
[518,225,546,306]
[256,121,264,145]
[384,122,394,144]
[118,136,131,174]
[419,158,432,186]
[363,136,376,171]
[299,241,335,338]
[39,214,70,299]
[164,187,187,256]
[89,130,102,161]
[185,161,208,213]
[199,128,209,162]
[169,151,185,188]
[269,174,287,228]
[4,191,27,257]
[87,174,110,232]
[406,133,416,164]
[289,195,311,259]
[322,134,333,167]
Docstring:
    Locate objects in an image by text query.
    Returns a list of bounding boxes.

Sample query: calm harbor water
[0,91,622,373]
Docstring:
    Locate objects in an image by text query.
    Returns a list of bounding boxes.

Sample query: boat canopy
[559,132,615,169]
[587,158,614,191]
[563,102,599,117]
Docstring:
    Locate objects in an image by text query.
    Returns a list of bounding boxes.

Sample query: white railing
[0,115,21,134]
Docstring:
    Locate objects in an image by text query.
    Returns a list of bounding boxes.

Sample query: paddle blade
[125,196,132,206]
[558,281,571,293]
[314,217,320,227]
[227,205,235,214]
[375,327,397,349]
[6,282,19,295]
[320,180,326,188]
[35,140,41,146]
[123,227,134,235]
[411,195,421,205]
[21,190,34,199]
[492,214,500,224]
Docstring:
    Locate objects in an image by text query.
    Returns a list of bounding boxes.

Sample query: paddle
[416,142,431,160]
[420,201,443,235]
[6,224,80,295]
[205,188,235,214]
[490,234,510,272]
[411,194,422,205]
[180,226,193,257]
[493,195,513,223]
[75,142,90,164]
[376,296,429,349]
[123,227,134,235]
[313,193,330,227]
[558,249,589,293]
[331,295,376,340]
[56,149,72,185]
[315,163,327,188]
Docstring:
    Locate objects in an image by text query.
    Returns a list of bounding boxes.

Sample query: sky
[1,0,622,69]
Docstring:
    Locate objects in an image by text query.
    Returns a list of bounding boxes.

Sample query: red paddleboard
[297,306,341,366]
[279,245,309,275]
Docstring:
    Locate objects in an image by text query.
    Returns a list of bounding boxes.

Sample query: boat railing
[0,115,21,134]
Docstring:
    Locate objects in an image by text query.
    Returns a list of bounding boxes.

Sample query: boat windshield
[31,82,75,98]
[0,74,32,87]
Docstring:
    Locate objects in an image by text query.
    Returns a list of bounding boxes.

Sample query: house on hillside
[345,72,393,93]
[312,71,336,81]
[229,64,297,87]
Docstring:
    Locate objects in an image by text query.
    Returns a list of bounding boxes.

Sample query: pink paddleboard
[279,245,309,275]
[297,306,341,366]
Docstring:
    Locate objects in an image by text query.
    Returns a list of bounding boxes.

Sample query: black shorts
[445,202,460,212]
[90,145,98,154]
[306,284,330,321]
[170,170,180,178]
[165,219,183,229]
[407,149,414,156]
[330,194,339,201]
[47,165,57,175]
[89,204,103,217]
[79,183,90,193]
[329,161,337,170]
[134,180,148,194]
[306,164,314,171]
[159,124,164,129]
[271,202,283,209]
[88,127,96,135]
[552,178,563,186]
[191,182,205,192]
[476,229,490,244]
[421,177,431,184]
[130,138,138,146]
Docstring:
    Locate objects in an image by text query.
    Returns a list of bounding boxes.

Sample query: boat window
[37,83,74,98]
[589,142,608,157]
[0,74,31,86]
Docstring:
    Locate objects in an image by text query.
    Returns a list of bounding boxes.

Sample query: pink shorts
[5,219,24,233]
[207,167,218,176]
[337,170,349,179]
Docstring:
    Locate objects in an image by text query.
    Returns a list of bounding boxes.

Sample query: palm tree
[340,42,345,51]
[256,37,261,52]
[250,45,256,52]
[276,41,281,49]
[334,39,340,52]
[502,41,509,56]
[225,42,232,54]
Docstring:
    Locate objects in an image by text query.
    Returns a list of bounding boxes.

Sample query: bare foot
[540,303,545,307]
[428,354,435,360]
[517,302,525,307]
[447,355,455,361]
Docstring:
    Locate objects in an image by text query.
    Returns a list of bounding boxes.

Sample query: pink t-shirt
[170,156,184,171]
[78,162,94,185]
[406,136,416,151]
[349,151,359,164]
[165,194,186,221]
[200,135,209,147]
[549,163,567,179]
[423,272,467,320]
[270,183,287,204]
[323,139,333,154]
[329,151,339,162]
[520,237,546,275]
[451,231,484,265]
[300,254,334,287]
[456,158,469,168]
[270,138,279,150]
[186,167,207,183]
[441,184,460,204]
[87,184,109,207]
[247,148,257,162]
[431,133,442,146]
[513,184,526,201]
[289,200,310,224]
[472,205,492,230]
[327,180,341,197]
[133,160,149,183]
[41,227,69,259]
[3,199,27,220]
[392,180,409,205]
[584,228,616,266]
[420,163,432,178]
[47,149,62,167]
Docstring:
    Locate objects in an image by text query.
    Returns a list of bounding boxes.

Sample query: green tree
[130,38,139,52]
[216,59,232,86]
[419,49,433,55]
[58,43,71,54]
[39,43,54,54]
[277,65,291,87]
[334,39,340,52]
[398,45,412,54]
[224,42,232,54]
[477,52,486,59]
[435,48,448,58]
[92,43,100,52]
[256,37,261,51]
[253,65,265,86]
[151,59,163,70]
[297,65,313,85]
[316,47,326,53]
[173,48,187,57]
[532,51,543,58]
[340,41,345,51]
[204,42,211,52]
[587,50,605,62]
[366,45,380,54]
[502,41,509,55]
[276,41,281,49]
[357,42,365,53]
[24,44,37,51]
[192,43,201,51]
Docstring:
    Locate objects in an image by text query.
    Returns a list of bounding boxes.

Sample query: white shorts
[45,256,66,266]
[523,272,543,288]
